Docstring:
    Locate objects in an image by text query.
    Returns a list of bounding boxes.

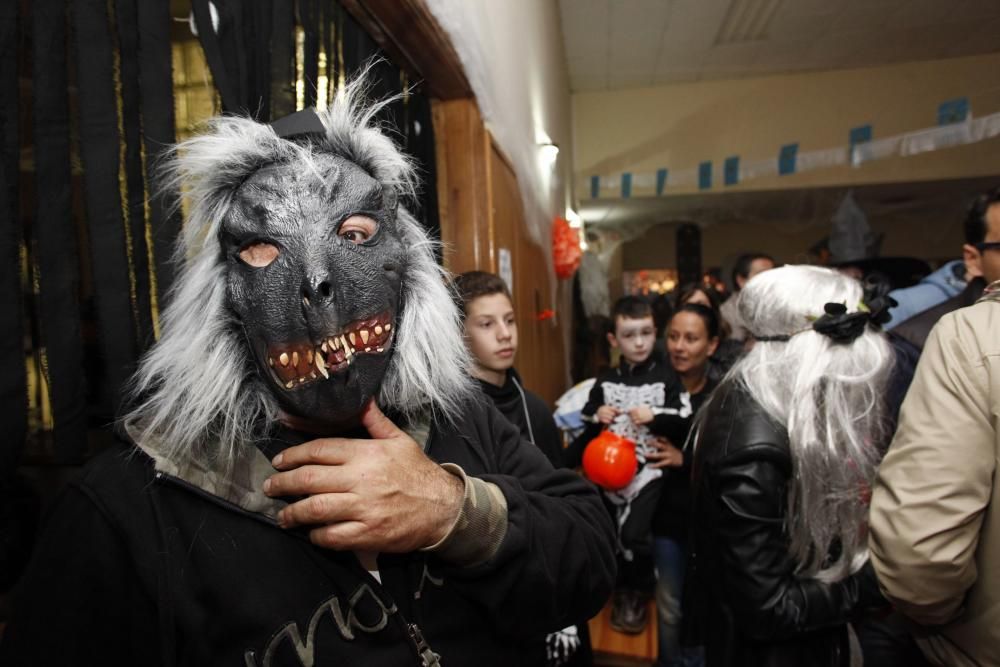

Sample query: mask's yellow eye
[338,215,378,244]
[238,241,280,267]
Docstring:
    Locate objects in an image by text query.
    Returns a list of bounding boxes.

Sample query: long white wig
[122,74,473,471]
[732,265,892,582]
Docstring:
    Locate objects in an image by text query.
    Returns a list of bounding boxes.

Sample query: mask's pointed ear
[270,107,327,141]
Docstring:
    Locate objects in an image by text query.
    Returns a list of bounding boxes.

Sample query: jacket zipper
[407,622,441,666]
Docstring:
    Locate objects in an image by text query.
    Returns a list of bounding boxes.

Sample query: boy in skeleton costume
[566,296,686,635]
[0,78,616,666]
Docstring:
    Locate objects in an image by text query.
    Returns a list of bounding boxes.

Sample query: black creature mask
[220,153,407,428]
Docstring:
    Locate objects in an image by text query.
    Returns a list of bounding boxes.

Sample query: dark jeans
[653,536,704,667]
[610,478,662,593]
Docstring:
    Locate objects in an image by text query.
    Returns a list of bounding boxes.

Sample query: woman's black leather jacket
[687,381,885,667]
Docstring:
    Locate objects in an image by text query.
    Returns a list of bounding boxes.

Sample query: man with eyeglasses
[884,187,1000,426]
[869,257,1000,667]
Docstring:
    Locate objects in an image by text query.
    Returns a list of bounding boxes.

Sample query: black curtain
[0,1,26,475]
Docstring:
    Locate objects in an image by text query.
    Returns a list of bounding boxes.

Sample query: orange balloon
[582,431,638,491]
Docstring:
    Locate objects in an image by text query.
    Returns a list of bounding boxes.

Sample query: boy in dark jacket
[453,271,564,468]
[453,270,592,666]
[567,296,684,635]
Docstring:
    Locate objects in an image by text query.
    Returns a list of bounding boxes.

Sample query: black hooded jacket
[0,396,616,667]
[475,368,564,469]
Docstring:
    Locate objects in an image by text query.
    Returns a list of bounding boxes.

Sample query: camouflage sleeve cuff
[421,463,508,567]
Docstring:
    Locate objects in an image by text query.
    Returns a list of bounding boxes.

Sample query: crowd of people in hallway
[551,185,999,666]
[432,179,1000,666]
[2,78,998,667]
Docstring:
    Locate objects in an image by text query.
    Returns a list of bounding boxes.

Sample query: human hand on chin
[263,399,465,553]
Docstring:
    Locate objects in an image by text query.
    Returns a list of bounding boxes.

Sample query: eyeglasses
[975,241,1000,252]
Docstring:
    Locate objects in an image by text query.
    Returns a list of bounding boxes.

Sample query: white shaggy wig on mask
[122,73,474,470]
[732,265,892,582]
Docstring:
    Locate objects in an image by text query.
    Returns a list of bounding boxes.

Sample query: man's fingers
[360,399,403,440]
[277,492,357,528]
[308,521,369,550]
[272,438,356,470]
[265,465,354,497]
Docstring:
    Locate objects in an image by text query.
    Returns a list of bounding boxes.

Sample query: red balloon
[582,431,638,491]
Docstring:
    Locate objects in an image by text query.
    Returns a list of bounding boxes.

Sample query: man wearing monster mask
[0,78,616,666]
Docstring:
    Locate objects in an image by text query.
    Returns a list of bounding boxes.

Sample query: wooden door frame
[339,0,471,100]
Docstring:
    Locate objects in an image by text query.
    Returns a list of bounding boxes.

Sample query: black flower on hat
[812,302,868,343]
[860,277,898,329]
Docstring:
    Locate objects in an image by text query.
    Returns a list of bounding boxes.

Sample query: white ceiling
[560,0,1000,91]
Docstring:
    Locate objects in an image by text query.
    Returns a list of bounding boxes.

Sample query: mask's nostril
[318,281,332,298]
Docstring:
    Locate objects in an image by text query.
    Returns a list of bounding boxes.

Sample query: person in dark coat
[0,77,616,666]
[647,304,721,667]
[688,266,893,667]
[452,270,593,666]
[453,271,564,469]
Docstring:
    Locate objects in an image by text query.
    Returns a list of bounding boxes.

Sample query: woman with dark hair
[648,304,721,667]
[674,284,742,379]
[674,283,722,313]
[687,265,893,667]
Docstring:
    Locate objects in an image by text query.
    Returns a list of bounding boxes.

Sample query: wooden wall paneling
[431,98,493,274]
[487,141,566,406]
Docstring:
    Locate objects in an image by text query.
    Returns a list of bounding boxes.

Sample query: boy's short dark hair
[610,295,653,331]
[452,271,511,316]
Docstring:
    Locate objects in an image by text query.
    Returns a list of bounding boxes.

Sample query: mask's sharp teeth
[306,349,313,364]
[374,325,383,336]
[376,347,383,352]
[321,340,328,353]
[285,380,294,389]
[279,352,290,367]
[342,335,353,357]
[332,336,340,350]
[349,332,356,346]
[268,357,275,366]
[291,351,299,367]
[360,329,369,344]
[315,351,329,379]
[385,323,391,331]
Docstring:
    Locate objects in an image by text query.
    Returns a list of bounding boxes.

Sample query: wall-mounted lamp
[538,142,560,165]
[565,208,583,228]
